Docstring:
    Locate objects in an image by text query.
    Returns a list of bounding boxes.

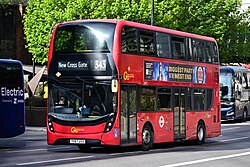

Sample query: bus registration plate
[70,139,86,144]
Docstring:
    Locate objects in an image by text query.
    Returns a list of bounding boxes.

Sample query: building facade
[0,2,32,64]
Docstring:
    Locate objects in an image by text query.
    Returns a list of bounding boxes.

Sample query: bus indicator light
[114,128,118,138]
[55,72,61,77]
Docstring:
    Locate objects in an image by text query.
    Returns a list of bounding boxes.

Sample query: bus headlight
[48,117,55,133]
[226,111,234,116]
[104,113,115,133]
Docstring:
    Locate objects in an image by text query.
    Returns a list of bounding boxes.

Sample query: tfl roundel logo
[197,66,205,83]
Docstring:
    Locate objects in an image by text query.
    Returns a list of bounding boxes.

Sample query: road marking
[110,150,144,156]
[220,137,249,142]
[158,151,250,167]
[222,122,250,126]
[16,156,94,166]
[222,127,240,131]
[7,148,46,153]
[7,146,72,153]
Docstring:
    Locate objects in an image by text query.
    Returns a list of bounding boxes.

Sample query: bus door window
[174,88,186,139]
[121,85,137,143]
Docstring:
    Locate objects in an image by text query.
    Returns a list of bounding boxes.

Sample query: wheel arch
[197,119,206,131]
[143,121,154,133]
[142,121,154,141]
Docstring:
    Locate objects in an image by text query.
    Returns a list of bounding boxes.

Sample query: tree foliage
[23,0,250,63]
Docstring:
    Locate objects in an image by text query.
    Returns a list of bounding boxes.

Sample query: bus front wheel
[196,122,206,145]
[142,124,153,151]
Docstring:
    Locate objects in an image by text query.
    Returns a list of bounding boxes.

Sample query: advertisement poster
[144,61,206,84]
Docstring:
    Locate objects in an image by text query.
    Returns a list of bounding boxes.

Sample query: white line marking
[158,152,250,167]
[222,122,250,126]
[222,127,240,131]
[7,148,46,153]
[16,156,94,166]
[7,146,72,153]
[220,137,249,142]
[110,150,143,156]
[49,146,73,151]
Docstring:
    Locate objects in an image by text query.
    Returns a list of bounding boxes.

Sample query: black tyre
[142,124,153,151]
[242,109,248,122]
[196,122,206,145]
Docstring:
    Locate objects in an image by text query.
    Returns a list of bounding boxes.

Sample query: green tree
[154,0,250,63]
[23,0,250,63]
[23,0,92,64]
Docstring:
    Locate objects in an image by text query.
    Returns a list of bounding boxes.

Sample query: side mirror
[111,79,118,92]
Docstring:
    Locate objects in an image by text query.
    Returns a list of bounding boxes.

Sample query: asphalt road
[1,121,250,167]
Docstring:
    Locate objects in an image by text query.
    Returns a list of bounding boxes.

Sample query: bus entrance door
[120,85,137,144]
[174,88,186,140]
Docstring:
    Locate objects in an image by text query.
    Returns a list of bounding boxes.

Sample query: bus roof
[0,59,22,65]
[57,19,216,42]
[220,66,250,73]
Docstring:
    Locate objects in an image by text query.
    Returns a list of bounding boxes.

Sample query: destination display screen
[48,53,114,78]
[57,59,107,71]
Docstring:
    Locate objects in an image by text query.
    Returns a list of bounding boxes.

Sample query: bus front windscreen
[220,73,233,100]
[48,81,117,121]
[54,22,115,53]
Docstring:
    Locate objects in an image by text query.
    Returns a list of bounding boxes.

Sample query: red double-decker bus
[47,19,220,151]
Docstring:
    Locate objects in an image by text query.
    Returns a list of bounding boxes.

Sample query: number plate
[70,139,86,144]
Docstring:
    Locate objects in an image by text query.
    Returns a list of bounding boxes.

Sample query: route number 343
[94,60,106,71]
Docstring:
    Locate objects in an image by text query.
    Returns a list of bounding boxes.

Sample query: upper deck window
[172,37,185,59]
[121,26,219,64]
[121,27,138,53]
[139,30,155,55]
[54,22,116,53]
[156,32,171,58]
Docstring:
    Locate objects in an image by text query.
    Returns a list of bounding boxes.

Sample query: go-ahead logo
[71,127,85,133]
[71,127,78,133]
